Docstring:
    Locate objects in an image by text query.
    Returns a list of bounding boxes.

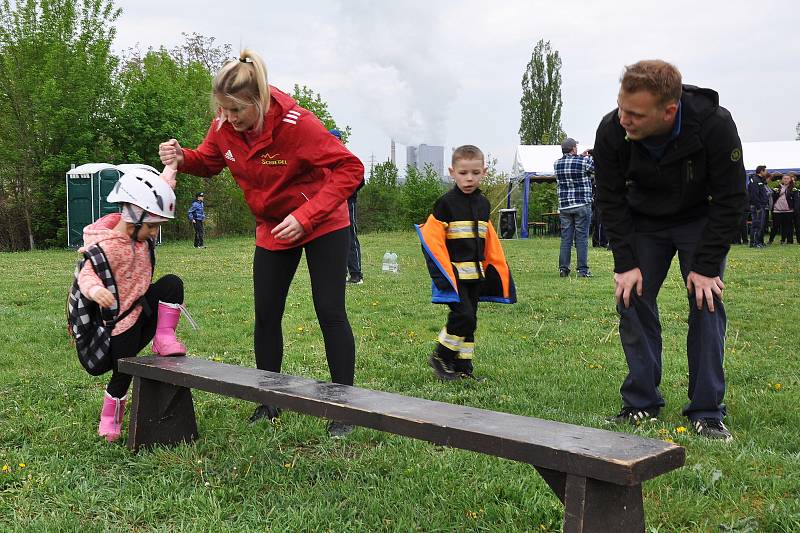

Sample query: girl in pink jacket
[79,165,188,442]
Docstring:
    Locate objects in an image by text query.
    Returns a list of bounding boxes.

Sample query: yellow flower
[296,326,305,332]
[774,383,782,391]
[676,426,687,434]
[1,464,8,472]
[283,462,293,469]
[663,438,675,444]
[18,463,25,468]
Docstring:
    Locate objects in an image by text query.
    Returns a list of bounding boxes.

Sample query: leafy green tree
[0,0,121,249]
[359,160,401,232]
[291,84,351,143]
[400,163,443,227]
[519,39,566,146]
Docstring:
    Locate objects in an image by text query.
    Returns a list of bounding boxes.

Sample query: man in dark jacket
[593,60,746,441]
[748,165,771,247]
[188,192,206,248]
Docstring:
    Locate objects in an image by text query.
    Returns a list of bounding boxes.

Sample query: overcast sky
[112,0,800,173]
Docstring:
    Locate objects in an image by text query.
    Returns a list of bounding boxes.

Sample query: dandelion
[466,511,478,520]
[296,326,305,332]
[283,462,293,469]
[18,463,25,469]
[774,383,782,391]
[1,464,8,472]
[676,426,686,434]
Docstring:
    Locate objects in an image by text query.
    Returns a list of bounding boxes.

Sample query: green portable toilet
[66,163,122,248]
[66,163,164,248]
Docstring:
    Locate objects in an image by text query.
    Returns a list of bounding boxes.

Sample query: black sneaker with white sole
[692,418,733,441]
[607,407,660,425]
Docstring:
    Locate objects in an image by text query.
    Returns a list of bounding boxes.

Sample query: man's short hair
[755,165,767,175]
[620,60,682,106]
[452,145,484,165]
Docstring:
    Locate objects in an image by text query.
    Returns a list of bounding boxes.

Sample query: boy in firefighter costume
[416,145,516,380]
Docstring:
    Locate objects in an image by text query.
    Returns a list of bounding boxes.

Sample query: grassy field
[1,232,798,532]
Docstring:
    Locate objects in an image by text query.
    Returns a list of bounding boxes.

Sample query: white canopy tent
[741,141,800,174]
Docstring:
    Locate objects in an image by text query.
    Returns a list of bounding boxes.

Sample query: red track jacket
[179,86,364,250]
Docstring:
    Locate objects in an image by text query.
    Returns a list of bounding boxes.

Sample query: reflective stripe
[452,261,483,280]
[445,221,487,239]
[437,327,463,350]
[457,341,474,360]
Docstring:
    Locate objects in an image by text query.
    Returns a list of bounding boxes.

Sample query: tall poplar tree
[519,39,566,145]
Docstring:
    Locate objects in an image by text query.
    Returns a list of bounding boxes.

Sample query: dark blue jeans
[617,218,727,421]
[559,204,591,274]
[750,206,766,246]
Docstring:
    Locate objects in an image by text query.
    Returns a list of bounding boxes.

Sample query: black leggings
[106,275,184,398]
[253,228,355,386]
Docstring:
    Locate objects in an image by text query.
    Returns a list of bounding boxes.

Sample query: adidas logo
[224,149,235,162]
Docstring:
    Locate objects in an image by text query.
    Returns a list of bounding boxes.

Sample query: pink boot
[152,302,187,356]
[98,392,127,442]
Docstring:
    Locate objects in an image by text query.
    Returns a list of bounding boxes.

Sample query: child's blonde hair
[212,49,270,132]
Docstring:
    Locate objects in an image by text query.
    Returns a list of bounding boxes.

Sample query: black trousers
[437,281,481,374]
[106,275,184,398]
[617,218,727,421]
[253,228,355,386]
[193,220,204,247]
[771,212,794,244]
[346,197,362,278]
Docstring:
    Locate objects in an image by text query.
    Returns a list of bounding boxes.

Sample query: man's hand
[686,271,724,312]
[159,139,184,168]
[271,214,305,242]
[91,287,115,309]
[614,267,643,308]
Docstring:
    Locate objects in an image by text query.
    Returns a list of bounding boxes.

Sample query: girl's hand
[159,139,184,168]
[91,287,115,309]
[271,214,305,242]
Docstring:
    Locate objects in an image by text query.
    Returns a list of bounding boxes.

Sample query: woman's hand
[159,139,184,168]
[271,214,305,242]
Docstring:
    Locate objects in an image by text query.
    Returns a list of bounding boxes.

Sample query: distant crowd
[738,167,800,247]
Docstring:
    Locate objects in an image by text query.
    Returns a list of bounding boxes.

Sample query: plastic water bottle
[382,252,392,272]
[389,252,398,273]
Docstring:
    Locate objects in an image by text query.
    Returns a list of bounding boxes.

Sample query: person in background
[748,165,770,248]
[330,128,365,285]
[554,137,595,277]
[770,174,796,244]
[159,49,364,438]
[188,192,206,248]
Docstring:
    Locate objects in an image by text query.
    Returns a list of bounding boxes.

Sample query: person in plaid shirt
[554,138,595,277]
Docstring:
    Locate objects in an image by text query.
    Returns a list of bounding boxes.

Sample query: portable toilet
[66,163,122,248]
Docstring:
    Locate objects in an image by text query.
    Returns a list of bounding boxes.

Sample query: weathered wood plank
[119,356,684,486]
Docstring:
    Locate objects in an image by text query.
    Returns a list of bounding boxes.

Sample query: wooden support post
[562,474,644,533]
[127,376,198,452]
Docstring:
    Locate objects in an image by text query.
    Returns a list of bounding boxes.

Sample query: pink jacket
[78,213,153,336]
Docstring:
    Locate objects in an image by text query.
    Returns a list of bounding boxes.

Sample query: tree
[359,160,400,232]
[291,84,351,143]
[519,39,566,146]
[400,163,443,227]
[0,0,121,249]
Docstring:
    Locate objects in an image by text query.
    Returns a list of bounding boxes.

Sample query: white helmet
[107,167,176,219]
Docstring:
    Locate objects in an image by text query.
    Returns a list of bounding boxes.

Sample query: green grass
[1,233,798,532]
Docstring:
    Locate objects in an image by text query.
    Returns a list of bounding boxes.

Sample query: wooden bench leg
[534,468,644,533]
[127,376,198,452]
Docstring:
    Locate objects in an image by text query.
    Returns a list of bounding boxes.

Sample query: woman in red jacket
[159,49,364,437]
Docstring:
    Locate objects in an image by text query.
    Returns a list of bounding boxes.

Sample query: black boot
[249,404,282,424]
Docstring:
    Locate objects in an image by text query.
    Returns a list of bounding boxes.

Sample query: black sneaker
[608,407,660,425]
[327,421,354,439]
[249,404,282,424]
[559,268,570,277]
[346,274,363,285]
[578,271,593,278]
[692,418,732,442]
[428,354,458,381]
